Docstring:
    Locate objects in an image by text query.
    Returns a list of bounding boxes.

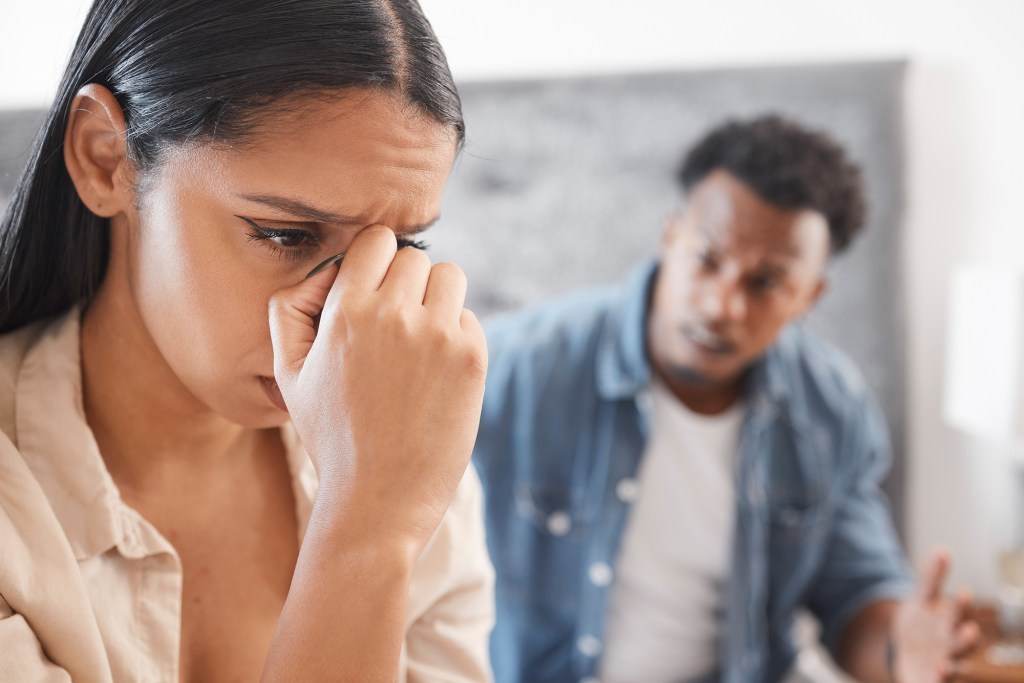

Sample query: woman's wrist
[306,490,425,573]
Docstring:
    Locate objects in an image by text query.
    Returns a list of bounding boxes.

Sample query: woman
[0,1,493,681]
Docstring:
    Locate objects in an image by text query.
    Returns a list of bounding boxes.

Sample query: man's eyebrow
[238,192,439,233]
[754,261,791,276]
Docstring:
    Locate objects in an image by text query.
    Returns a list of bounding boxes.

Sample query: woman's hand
[268,225,487,554]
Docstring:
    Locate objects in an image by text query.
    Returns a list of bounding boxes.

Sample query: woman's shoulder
[0,314,73,537]
[401,465,494,679]
[408,465,493,612]
[0,317,58,441]
[417,465,489,566]
[0,314,112,681]
[0,316,52,363]
[0,423,112,682]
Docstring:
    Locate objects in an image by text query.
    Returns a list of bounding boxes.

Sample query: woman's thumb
[268,263,339,386]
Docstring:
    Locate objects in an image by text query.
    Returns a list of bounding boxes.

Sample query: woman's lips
[259,376,288,412]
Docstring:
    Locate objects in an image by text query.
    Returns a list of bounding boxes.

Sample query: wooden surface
[955,606,1024,682]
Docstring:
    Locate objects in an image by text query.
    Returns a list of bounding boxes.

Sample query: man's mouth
[681,323,737,355]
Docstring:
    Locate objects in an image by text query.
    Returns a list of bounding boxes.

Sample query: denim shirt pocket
[767,497,828,542]
[761,418,834,620]
[497,481,595,610]
[763,496,830,625]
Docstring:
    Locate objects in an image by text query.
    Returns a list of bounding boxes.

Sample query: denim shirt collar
[594,259,792,412]
[594,261,657,400]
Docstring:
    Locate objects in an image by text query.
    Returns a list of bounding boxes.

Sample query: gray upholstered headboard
[0,61,907,526]
[430,61,908,528]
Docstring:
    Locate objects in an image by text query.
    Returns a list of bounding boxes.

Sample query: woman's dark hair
[0,0,463,333]
[678,114,867,255]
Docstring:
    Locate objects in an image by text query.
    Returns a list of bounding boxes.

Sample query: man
[473,115,977,683]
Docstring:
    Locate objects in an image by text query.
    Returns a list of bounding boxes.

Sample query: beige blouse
[0,310,494,682]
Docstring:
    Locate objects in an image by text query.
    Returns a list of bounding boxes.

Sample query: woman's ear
[63,84,133,218]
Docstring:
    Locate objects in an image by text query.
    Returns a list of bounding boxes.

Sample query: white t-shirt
[600,379,744,683]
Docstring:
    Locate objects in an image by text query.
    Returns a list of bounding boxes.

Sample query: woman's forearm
[261,502,420,683]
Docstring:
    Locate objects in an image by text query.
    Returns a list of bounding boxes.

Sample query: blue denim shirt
[473,262,913,683]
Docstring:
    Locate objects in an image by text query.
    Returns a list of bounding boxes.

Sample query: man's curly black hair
[678,114,867,255]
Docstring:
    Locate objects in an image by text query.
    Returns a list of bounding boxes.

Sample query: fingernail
[305,253,345,279]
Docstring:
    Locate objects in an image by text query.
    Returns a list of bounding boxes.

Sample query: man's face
[649,169,831,388]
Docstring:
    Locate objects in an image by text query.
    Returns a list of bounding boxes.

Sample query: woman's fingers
[269,262,341,384]
[270,222,487,548]
[331,225,397,296]
[379,246,433,306]
[423,262,468,322]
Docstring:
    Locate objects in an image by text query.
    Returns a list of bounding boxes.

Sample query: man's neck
[653,365,746,416]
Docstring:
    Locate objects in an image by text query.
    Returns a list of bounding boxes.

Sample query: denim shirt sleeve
[472,317,515,479]
[805,386,914,656]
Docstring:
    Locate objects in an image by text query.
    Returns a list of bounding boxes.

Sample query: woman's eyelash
[237,216,319,247]
[244,227,318,245]
[236,215,428,255]
[398,237,429,251]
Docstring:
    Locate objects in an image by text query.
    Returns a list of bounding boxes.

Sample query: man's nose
[699,272,747,324]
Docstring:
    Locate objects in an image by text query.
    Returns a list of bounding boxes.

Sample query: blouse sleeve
[0,599,73,683]
[0,437,113,683]
[401,466,495,683]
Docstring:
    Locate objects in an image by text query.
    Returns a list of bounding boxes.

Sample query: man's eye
[749,276,778,292]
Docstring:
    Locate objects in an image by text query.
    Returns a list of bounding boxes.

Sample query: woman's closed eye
[237,215,428,262]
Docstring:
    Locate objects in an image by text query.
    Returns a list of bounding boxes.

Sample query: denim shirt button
[588,562,614,587]
[576,635,603,658]
[615,477,639,503]
[546,511,573,536]
[779,506,801,526]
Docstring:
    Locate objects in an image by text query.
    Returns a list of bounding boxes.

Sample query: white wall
[0,2,91,109]
[4,0,1023,597]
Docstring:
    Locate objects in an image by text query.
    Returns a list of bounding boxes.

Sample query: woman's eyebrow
[237,192,440,232]
[239,193,360,224]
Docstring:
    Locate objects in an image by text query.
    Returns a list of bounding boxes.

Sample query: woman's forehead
[152,91,457,225]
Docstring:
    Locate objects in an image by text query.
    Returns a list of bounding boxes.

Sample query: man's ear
[662,210,684,248]
[805,276,830,313]
[63,84,133,218]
